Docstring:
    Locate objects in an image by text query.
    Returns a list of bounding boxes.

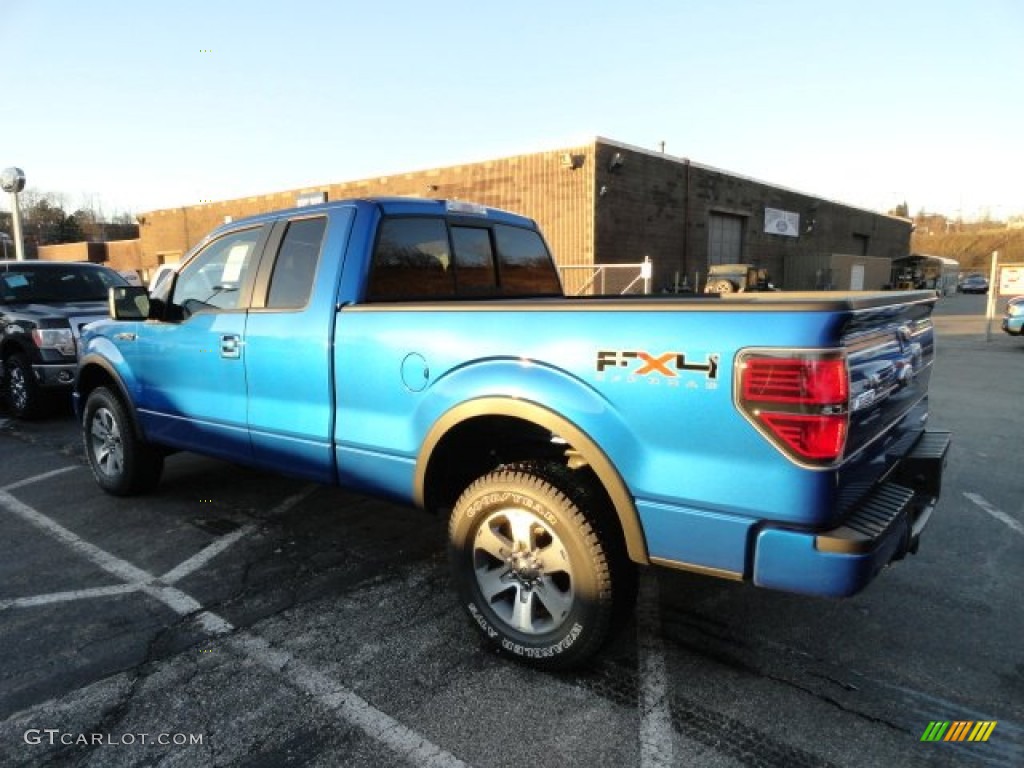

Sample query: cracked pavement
[0,294,1022,767]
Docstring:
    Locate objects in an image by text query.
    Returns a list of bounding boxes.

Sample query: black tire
[83,387,164,496]
[448,461,632,670]
[5,353,44,419]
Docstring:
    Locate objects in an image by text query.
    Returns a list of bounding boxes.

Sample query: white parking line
[0,489,154,584]
[265,484,320,517]
[964,492,1024,537]
[161,523,257,584]
[1,465,79,492]
[230,634,470,768]
[0,471,471,768]
[0,583,141,610]
[636,571,675,768]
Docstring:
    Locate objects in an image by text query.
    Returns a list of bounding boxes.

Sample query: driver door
[131,225,269,459]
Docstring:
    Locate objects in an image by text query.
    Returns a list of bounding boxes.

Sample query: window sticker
[222,243,250,283]
[2,274,29,288]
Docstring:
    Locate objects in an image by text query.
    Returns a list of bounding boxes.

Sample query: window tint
[267,217,326,309]
[364,218,562,301]
[173,228,261,316]
[0,265,126,303]
[451,226,497,294]
[494,225,561,295]
[367,218,453,300]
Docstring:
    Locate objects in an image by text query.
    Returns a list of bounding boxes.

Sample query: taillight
[737,352,849,465]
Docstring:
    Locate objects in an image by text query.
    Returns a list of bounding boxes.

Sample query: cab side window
[266,217,326,309]
[172,228,261,317]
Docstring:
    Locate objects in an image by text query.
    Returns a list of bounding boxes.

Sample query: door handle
[220,334,243,359]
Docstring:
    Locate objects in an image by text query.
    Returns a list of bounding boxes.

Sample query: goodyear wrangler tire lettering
[448,461,633,670]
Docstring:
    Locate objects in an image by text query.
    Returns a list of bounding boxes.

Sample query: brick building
[132,137,910,291]
[37,239,142,266]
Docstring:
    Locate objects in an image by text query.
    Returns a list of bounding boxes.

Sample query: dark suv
[1,260,128,418]
[958,274,989,294]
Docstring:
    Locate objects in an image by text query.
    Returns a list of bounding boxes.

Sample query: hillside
[911,228,1024,271]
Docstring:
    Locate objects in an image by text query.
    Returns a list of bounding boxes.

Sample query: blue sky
[2,0,1022,219]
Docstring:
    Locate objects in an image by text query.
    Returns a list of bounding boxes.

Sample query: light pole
[1,167,27,260]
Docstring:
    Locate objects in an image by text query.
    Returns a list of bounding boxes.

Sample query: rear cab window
[367,218,452,301]
[494,224,562,295]
[365,217,561,301]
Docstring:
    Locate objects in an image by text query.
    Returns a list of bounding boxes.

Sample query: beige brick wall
[104,240,144,272]
[138,143,597,275]
[37,242,106,263]
[136,138,910,293]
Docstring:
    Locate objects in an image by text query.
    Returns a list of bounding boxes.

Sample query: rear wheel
[448,461,632,669]
[83,387,164,496]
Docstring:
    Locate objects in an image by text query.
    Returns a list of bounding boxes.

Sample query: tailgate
[836,296,937,514]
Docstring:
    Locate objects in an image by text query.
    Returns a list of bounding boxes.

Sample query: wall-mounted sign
[765,207,800,238]
[999,265,1024,295]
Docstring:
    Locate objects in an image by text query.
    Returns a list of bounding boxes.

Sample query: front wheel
[83,387,164,496]
[5,353,44,419]
[448,462,631,669]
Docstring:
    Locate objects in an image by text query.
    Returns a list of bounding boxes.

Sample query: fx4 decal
[596,350,720,384]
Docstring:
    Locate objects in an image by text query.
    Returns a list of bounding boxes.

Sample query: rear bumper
[752,430,951,597]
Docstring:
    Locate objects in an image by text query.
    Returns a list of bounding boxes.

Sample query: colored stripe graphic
[969,722,997,742]
[945,722,972,741]
[921,722,949,742]
[920,721,997,743]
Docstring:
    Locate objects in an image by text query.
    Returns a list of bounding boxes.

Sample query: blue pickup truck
[76,198,950,668]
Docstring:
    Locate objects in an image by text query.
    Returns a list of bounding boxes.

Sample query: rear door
[244,209,351,482]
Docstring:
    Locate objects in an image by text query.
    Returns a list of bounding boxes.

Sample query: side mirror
[108,286,150,320]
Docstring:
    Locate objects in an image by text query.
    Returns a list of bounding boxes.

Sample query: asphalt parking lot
[1,293,1021,768]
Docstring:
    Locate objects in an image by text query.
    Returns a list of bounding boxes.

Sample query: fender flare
[414,396,649,564]
[76,354,147,441]
[0,337,39,366]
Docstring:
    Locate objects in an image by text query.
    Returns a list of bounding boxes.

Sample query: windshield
[0,264,128,303]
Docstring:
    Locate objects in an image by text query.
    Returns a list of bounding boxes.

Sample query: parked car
[959,274,989,294]
[118,270,143,286]
[1002,296,1024,337]
[1,260,129,418]
[147,262,179,290]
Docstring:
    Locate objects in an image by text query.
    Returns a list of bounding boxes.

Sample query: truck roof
[204,197,538,240]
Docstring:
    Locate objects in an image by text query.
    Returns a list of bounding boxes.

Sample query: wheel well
[77,363,119,403]
[421,413,647,564]
[1,339,32,363]
[76,363,142,437]
[423,415,562,513]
